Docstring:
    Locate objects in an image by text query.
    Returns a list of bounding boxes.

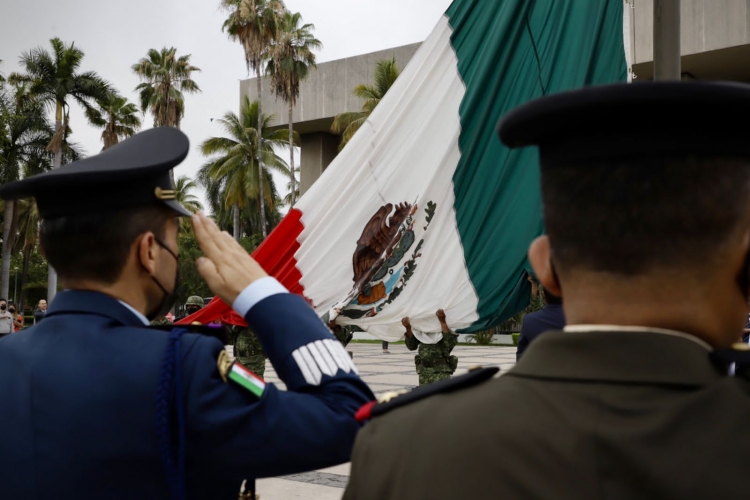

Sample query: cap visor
[163,200,193,217]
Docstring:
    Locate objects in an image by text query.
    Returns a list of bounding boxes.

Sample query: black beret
[497,81,750,166]
[0,127,192,218]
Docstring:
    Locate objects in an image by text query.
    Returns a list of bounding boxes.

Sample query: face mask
[9,309,15,314]
[143,238,180,321]
[1,305,7,311]
[186,307,200,316]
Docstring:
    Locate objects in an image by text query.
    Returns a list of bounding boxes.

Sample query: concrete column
[653,0,681,81]
[300,133,340,196]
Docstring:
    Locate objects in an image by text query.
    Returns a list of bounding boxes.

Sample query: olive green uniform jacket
[405,330,458,385]
[344,329,750,500]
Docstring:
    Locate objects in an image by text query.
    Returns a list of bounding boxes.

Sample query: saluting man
[0,128,373,500]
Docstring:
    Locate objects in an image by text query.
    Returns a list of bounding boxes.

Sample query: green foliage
[466,330,497,345]
[132,47,201,129]
[331,57,400,151]
[176,230,211,310]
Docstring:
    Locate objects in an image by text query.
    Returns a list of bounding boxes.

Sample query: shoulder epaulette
[355,366,499,422]
[151,322,229,345]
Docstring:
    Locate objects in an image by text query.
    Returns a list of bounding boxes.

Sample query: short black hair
[542,156,750,275]
[40,205,174,284]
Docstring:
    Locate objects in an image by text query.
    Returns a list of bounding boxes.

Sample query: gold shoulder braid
[217,350,233,383]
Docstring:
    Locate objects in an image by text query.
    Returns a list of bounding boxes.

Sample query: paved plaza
[242,342,518,499]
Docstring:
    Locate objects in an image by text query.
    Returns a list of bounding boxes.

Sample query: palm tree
[13,197,40,314]
[132,48,201,129]
[267,10,321,208]
[331,57,400,151]
[173,176,204,231]
[282,166,299,207]
[221,0,285,237]
[0,85,52,302]
[199,97,292,241]
[11,37,111,301]
[86,93,141,150]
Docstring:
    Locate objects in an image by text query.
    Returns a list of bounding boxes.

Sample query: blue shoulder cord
[157,328,188,500]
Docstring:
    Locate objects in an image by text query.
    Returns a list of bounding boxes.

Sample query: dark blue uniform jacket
[0,290,373,499]
[516,303,566,361]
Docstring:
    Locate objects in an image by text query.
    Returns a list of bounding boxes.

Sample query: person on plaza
[381,340,390,354]
[0,299,14,337]
[344,82,750,499]
[32,298,46,324]
[0,128,373,499]
[329,320,357,359]
[516,287,565,361]
[150,314,173,327]
[232,326,267,378]
[403,309,458,386]
[178,295,204,321]
[8,303,24,332]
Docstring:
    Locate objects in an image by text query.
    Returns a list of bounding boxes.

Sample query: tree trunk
[47,106,62,303]
[19,245,30,314]
[289,101,296,207]
[1,200,14,300]
[256,69,267,238]
[233,203,240,242]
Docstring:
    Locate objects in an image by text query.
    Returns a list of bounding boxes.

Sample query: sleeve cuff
[232,277,289,317]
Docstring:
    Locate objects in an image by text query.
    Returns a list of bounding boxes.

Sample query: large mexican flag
[183,0,630,340]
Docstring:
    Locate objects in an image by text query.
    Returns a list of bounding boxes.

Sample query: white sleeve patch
[313,340,340,376]
[323,339,350,372]
[293,345,322,386]
[291,339,361,386]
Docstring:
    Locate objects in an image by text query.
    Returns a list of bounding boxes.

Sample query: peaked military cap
[0,127,192,218]
[497,81,750,165]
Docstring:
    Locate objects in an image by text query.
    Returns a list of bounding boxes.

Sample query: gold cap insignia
[154,187,176,200]
[378,389,409,404]
[468,365,483,372]
[217,350,233,383]
[732,342,750,351]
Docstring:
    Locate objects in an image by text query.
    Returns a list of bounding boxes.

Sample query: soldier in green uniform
[232,326,267,378]
[149,316,172,326]
[178,295,204,321]
[403,309,458,385]
[328,320,360,358]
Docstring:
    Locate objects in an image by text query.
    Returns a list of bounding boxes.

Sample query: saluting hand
[192,212,268,305]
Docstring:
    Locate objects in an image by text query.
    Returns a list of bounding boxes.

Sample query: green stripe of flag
[446,0,628,331]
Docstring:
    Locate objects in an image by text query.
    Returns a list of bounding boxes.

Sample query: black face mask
[144,238,180,322]
[9,308,15,314]
[186,307,200,316]
[1,305,7,311]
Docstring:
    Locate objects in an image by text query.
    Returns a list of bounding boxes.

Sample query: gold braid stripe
[154,187,176,200]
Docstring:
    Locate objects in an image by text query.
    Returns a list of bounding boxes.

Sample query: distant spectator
[516,288,565,361]
[8,304,23,332]
[0,299,13,337]
[33,299,47,324]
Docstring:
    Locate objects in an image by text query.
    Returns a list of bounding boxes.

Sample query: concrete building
[241,0,750,193]
[240,43,420,196]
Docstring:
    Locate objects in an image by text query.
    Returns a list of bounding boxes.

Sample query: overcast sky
[0,0,453,209]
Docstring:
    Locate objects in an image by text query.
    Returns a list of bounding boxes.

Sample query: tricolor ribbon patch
[228,362,266,398]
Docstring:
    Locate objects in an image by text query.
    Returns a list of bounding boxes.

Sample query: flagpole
[653,0,681,81]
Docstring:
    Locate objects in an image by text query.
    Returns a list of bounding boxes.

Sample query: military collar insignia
[355,366,499,422]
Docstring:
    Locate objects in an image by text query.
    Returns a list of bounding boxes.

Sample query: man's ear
[528,236,562,297]
[137,232,158,276]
